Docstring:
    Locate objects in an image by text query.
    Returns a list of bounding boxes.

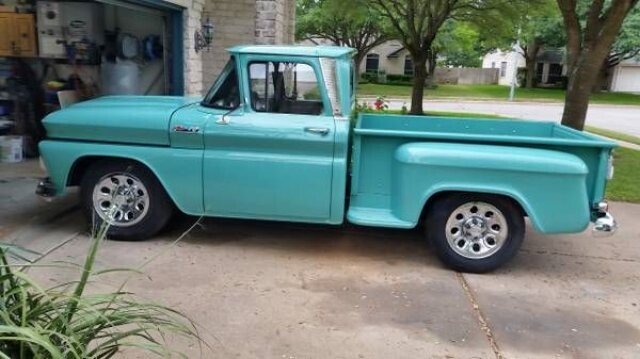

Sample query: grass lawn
[586,126,640,146]
[607,147,640,203]
[370,109,506,119]
[358,83,640,106]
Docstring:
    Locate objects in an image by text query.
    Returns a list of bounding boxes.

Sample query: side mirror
[215,115,230,125]
[215,107,243,125]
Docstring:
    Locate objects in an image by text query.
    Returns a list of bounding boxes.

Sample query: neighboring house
[482,47,640,93]
[362,41,415,76]
[481,48,527,86]
[360,41,498,84]
[610,58,640,93]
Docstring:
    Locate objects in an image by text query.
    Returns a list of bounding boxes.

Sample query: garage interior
[0,0,183,160]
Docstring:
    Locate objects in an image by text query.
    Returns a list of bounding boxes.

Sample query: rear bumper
[35,177,56,200]
[592,202,617,237]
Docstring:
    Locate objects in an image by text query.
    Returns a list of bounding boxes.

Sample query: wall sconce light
[195,15,214,53]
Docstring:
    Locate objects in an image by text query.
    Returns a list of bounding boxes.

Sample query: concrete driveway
[2,160,640,359]
[377,99,640,137]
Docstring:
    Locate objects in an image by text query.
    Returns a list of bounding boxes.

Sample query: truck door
[202,58,336,222]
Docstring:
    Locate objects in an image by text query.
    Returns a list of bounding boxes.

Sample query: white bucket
[0,136,23,163]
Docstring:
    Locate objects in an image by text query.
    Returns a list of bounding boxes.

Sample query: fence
[434,68,499,85]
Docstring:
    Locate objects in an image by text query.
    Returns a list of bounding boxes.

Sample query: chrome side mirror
[215,115,230,125]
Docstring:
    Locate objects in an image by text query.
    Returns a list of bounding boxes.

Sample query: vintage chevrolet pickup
[37,45,618,272]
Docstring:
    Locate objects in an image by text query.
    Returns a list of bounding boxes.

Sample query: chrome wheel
[92,173,150,227]
[445,202,508,259]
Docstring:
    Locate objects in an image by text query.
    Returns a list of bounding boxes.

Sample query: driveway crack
[456,272,504,359]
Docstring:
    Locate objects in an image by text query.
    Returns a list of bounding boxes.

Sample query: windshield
[201,58,240,110]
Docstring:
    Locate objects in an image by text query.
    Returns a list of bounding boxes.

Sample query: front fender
[391,142,590,234]
[39,140,203,215]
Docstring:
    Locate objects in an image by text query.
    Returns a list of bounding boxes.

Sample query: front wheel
[426,193,525,273]
[80,160,173,240]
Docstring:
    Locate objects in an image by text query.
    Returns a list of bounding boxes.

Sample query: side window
[365,53,379,73]
[248,61,324,116]
[500,61,508,77]
[202,59,240,110]
[404,55,414,76]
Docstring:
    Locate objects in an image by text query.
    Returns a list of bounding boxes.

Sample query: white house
[610,58,640,93]
[481,48,526,86]
[482,48,640,93]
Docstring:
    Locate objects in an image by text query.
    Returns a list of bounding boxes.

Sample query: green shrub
[386,74,413,83]
[361,72,378,84]
[0,222,203,358]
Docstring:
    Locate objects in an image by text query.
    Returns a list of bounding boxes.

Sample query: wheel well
[67,156,145,186]
[420,191,527,223]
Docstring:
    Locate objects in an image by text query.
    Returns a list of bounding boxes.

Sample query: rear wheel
[426,193,525,273]
[80,160,173,240]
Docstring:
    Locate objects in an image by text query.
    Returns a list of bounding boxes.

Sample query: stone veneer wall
[183,0,206,95]
[187,0,295,94]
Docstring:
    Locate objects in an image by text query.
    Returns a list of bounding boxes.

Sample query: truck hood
[43,96,200,146]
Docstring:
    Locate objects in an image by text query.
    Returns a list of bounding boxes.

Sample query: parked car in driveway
[37,45,618,272]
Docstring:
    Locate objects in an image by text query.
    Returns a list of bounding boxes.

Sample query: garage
[0,0,296,163]
[611,63,640,93]
[0,0,184,158]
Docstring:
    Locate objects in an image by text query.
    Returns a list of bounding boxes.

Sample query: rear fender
[392,142,590,234]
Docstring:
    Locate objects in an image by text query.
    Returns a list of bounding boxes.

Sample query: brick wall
[183,0,206,95]
[255,0,295,44]
[201,0,256,87]
[183,0,295,95]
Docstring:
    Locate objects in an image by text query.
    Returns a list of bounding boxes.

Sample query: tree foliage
[369,0,530,114]
[609,5,640,66]
[296,0,392,76]
[433,21,484,68]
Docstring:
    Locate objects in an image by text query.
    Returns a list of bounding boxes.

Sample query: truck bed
[347,113,616,232]
[355,113,615,147]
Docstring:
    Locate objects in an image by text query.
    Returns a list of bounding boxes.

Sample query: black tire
[426,193,525,273]
[80,160,174,240]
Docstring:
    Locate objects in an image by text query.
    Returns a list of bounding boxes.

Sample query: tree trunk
[561,54,605,130]
[525,60,536,89]
[591,61,609,93]
[354,54,363,80]
[524,40,540,89]
[524,42,540,89]
[410,57,427,115]
[425,51,438,89]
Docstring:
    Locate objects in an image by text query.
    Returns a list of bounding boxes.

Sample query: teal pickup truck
[38,45,618,272]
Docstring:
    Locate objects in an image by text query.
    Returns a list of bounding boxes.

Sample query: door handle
[304,127,330,136]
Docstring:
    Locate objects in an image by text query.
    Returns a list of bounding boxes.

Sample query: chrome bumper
[592,212,618,237]
[35,177,56,201]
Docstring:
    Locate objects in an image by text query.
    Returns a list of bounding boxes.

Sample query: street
[2,160,640,358]
[377,99,640,137]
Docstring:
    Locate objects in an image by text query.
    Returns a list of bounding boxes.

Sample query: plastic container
[101,61,141,95]
[0,136,23,163]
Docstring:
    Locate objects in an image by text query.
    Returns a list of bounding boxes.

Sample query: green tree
[434,21,484,68]
[369,0,525,115]
[556,0,639,130]
[515,1,565,88]
[296,0,392,77]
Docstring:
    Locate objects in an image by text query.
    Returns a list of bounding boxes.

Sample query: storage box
[0,136,23,163]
